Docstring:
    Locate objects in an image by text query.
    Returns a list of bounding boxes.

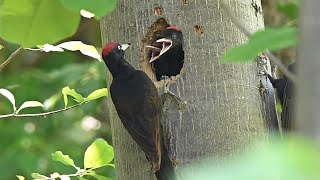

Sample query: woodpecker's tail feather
[155,130,176,180]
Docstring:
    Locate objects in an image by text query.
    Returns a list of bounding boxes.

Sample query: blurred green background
[0,18,114,179]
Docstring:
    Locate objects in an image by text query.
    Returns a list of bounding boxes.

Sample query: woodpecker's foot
[161,77,187,109]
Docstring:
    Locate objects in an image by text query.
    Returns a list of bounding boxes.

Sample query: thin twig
[220,1,296,83]
[0,103,83,119]
[0,46,23,72]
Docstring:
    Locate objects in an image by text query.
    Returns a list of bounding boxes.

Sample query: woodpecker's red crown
[167,26,181,32]
[102,43,120,57]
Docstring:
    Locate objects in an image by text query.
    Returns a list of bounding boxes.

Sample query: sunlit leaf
[26,44,64,52]
[16,101,44,114]
[25,41,102,61]
[52,151,77,168]
[222,27,297,62]
[31,173,48,179]
[16,175,25,180]
[85,88,108,102]
[80,9,95,18]
[62,86,85,108]
[59,0,117,19]
[0,88,16,112]
[0,45,3,50]
[58,41,102,61]
[60,175,71,180]
[50,172,60,179]
[84,139,114,169]
[0,0,80,47]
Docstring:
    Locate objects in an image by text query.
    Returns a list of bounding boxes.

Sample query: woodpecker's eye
[172,34,176,40]
[118,45,121,50]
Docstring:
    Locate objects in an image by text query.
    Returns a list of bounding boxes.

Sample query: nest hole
[140,18,185,88]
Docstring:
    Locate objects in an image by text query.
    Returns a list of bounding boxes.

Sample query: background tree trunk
[296,1,320,142]
[100,0,270,179]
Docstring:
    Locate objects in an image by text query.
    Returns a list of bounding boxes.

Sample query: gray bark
[100,0,269,179]
[296,1,320,142]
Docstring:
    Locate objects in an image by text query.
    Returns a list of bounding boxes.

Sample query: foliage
[0,0,115,179]
[0,0,116,47]
[18,139,114,180]
[222,0,298,62]
[181,136,320,180]
[222,27,297,62]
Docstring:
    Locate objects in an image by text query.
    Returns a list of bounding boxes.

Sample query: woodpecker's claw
[162,76,187,108]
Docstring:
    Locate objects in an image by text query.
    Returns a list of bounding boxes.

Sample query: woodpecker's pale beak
[120,43,131,51]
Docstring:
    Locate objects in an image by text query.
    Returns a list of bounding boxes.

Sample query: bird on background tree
[146,26,184,81]
[102,43,175,180]
[268,63,295,132]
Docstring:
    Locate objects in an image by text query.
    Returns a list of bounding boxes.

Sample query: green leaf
[16,175,25,180]
[85,88,108,102]
[84,139,114,169]
[0,88,16,112]
[62,86,85,107]
[0,0,80,47]
[52,151,77,168]
[222,27,297,62]
[0,45,3,50]
[59,0,117,19]
[16,101,44,114]
[277,1,299,20]
[87,171,112,180]
[31,173,48,179]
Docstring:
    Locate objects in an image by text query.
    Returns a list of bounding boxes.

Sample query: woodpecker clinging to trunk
[102,43,175,180]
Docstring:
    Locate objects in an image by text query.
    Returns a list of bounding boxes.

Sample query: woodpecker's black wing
[110,70,162,170]
[281,75,294,131]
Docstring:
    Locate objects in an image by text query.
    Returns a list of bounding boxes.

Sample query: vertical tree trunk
[100,0,269,179]
[296,1,320,142]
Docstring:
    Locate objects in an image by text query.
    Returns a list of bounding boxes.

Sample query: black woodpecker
[102,43,175,180]
[268,63,295,131]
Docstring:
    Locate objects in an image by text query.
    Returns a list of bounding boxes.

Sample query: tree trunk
[100,0,270,179]
[296,1,320,142]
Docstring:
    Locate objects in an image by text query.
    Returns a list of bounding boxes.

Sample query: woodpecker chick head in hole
[146,26,183,63]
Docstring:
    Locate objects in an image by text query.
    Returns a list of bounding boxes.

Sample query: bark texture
[100,0,269,179]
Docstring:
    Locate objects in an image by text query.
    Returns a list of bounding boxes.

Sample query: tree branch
[0,46,23,72]
[220,1,296,83]
[0,103,83,119]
